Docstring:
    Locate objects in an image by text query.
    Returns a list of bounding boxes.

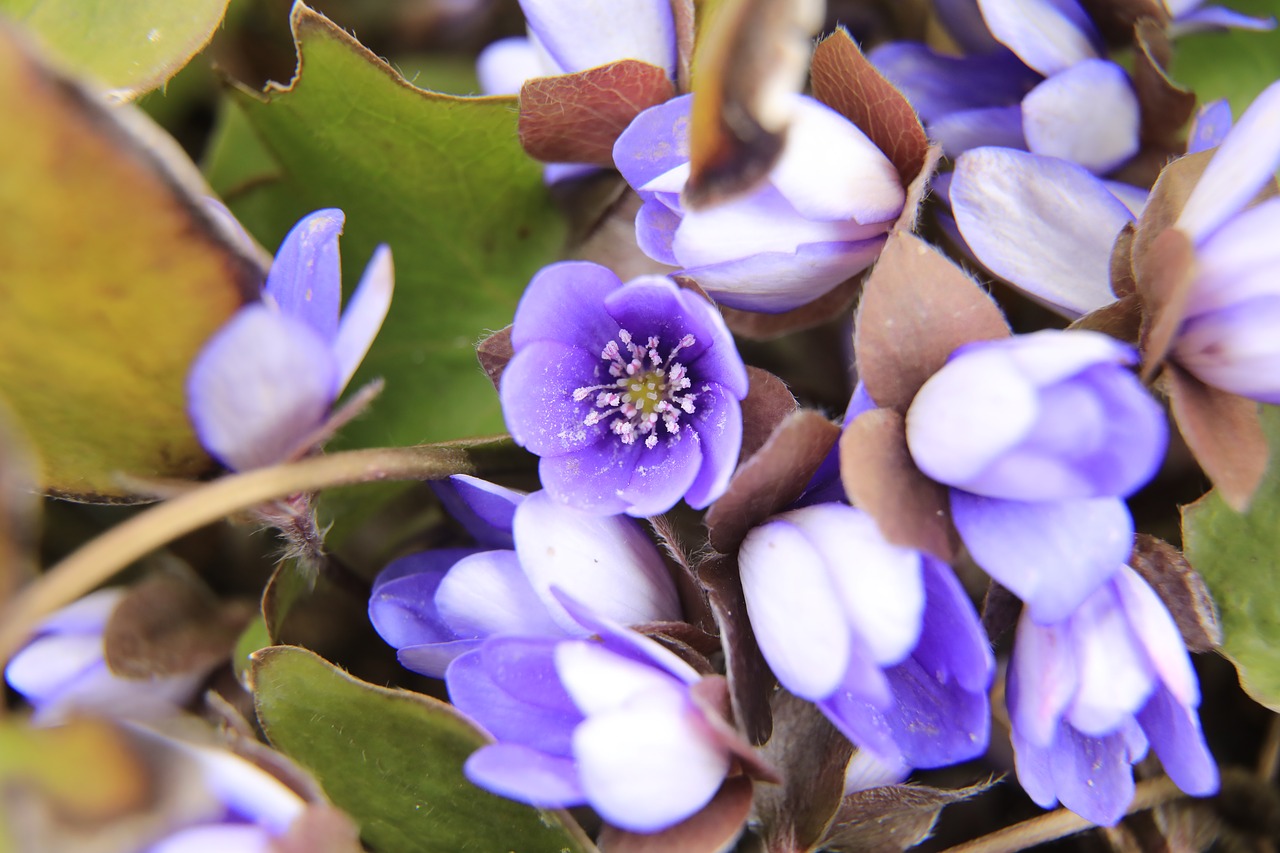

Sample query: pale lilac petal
[1137,685,1219,795]
[1171,6,1276,35]
[1022,59,1140,174]
[1008,617,1078,746]
[186,305,338,471]
[510,261,623,350]
[1186,197,1280,317]
[739,516,853,699]
[146,825,274,853]
[769,96,905,223]
[1048,725,1137,826]
[976,0,1099,76]
[465,744,585,807]
[434,551,565,638]
[1113,568,1200,705]
[1010,729,1058,808]
[434,474,524,548]
[952,147,1130,316]
[1187,99,1233,154]
[398,640,482,678]
[683,382,742,508]
[5,634,103,702]
[613,95,693,192]
[951,492,1131,623]
[500,340,606,457]
[521,0,677,78]
[1178,79,1280,242]
[1175,296,1280,403]
[996,328,1137,385]
[682,238,888,313]
[555,640,683,714]
[263,209,343,341]
[935,0,1005,52]
[369,549,479,647]
[513,490,681,631]
[931,105,1027,157]
[843,749,911,794]
[1065,584,1158,736]
[870,44,1037,121]
[1103,181,1149,217]
[551,590,702,683]
[35,588,122,633]
[332,244,392,392]
[477,36,547,95]
[573,693,729,832]
[544,162,600,184]
[178,742,305,832]
[636,199,681,265]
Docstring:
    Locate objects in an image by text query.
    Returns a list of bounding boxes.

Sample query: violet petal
[263,209,343,342]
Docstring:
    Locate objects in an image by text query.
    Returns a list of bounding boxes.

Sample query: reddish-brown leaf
[1132,19,1197,147]
[1069,293,1143,344]
[670,0,696,93]
[840,408,959,562]
[475,325,513,391]
[820,778,997,853]
[688,675,781,782]
[1166,364,1268,511]
[597,776,754,853]
[854,232,1009,414]
[1132,150,1212,265]
[1076,0,1169,45]
[1130,534,1222,652]
[697,553,775,745]
[519,60,675,166]
[809,28,929,187]
[1136,227,1198,377]
[741,366,799,461]
[892,144,943,234]
[1111,221,1138,298]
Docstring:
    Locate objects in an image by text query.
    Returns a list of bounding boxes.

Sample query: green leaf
[1182,404,1280,711]
[1169,0,1280,115]
[250,645,596,853]
[0,26,260,499]
[218,3,565,451]
[0,0,230,97]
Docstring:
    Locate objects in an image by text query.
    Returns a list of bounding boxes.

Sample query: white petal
[477,36,546,95]
[521,0,676,78]
[1065,582,1157,736]
[333,244,393,393]
[554,640,682,715]
[1112,567,1199,706]
[1022,59,1140,174]
[977,0,1099,76]
[434,551,565,638]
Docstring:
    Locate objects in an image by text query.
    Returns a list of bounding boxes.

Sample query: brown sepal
[1165,364,1268,511]
[1111,221,1137,298]
[892,145,943,234]
[854,232,1010,414]
[720,277,862,340]
[741,366,800,461]
[689,675,781,783]
[840,409,959,562]
[637,620,722,671]
[1069,293,1143,345]
[1075,0,1169,46]
[1130,534,1222,652]
[475,325,513,391]
[103,566,255,679]
[981,581,1023,644]
[819,778,998,853]
[648,512,717,633]
[274,806,364,853]
[753,691,855,853]
[1132,149,1213,265]
[1131,19,1197,150]
[1135,227,1198,377]
[597,776,754,853]
[697,552,776,745]
[809,28,929,187]
[518,61,676,166]
[671,0,695,93]
[705,410,841,554]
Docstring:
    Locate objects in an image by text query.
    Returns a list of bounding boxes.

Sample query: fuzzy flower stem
[939,776,1186,853]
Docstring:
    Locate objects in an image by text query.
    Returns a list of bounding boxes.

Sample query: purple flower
[1007,566,1218,825]
[447,597,737,833]
[739,503,994,772]
[187,208,393,472]
[1166,0,1275,35]
[613,93,905,313]
[5,589,206,724]
[905,330,1168,622]
[500,262,748,516]
[873,0,1139,174]
[369,475,682,677]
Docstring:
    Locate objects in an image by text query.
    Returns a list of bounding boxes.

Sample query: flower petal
[147,826,274,853]
[914,560,995,694]
[952,147,1130,317]
[551,590,702,683]
[1186,197,1280,318]
[1047,725,1137,826]
[332,244,393,393]
[1175,295,1280,403]
[5,633,103,703]
[930,105,1027,158]
[186,305,339,471]
[536,439,638,517]
[464,743,585,808]
[1064,582,1158,736]
[613,95,693,192]
[1187,98,1233,154]
[555,640,682,715]
[263,209,344,341]
[398,640,482,679]
[870,43,1038,122]
[435,550,566,638]
[635,198,681,266]
[500,339,607,457]
[521,0,677,79]
[1008,616,1078,746]
[1136,684,1219,796]
[369,549,479,648]
[510,261,623,350]
[433,474,524,549]
[882,651,992,767]
[951,492,1131,623]
[1171,6,1276,35]
[477,36,547,95]
[1112,567,1199,706]
[1022,59,1139,174]
[618,425,704,516]
[682,382,743,509]
[976,0,1099,76]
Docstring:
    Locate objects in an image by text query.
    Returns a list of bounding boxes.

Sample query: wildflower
[500,261,748,516]
[739,503,994,770]
[612,93,904,313]
[186,208,392,472]
[446,596,742,832]
[1165,0,1274,35]
[1007,567,1218,825]
[369,476,682,677]
[905,330,1167,621]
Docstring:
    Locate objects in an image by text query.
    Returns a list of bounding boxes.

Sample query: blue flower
[1007,566,1218,825]
[369,475,682,677]
[186,208,393,472]
[500,261,748,516]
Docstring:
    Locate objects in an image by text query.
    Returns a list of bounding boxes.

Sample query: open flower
[187,208,393,472]
[500,261,748,516]
[739,503,993,772]
[613,93,905,313]
[447,596,744,833]
[905,330,1167,622]
[369,475,682,677]
[1007,566,1218,825]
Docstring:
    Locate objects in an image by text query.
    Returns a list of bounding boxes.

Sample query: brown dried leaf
[689,676,781,782]
[519,60,676,166]
[854,232,1010,414]
[1130,534,1222,652]
[720,277,861,340]
[274,805,363,853]
[753,691,855,853]
[697,553,775,745]
[1132,150,1213,266]
[648,513,717,633]
[840,409,959,562]
[980,581,1022,643]
[809,28,929,187]
[598,776,753,853]
[741,367,799,461]
[1111,221,1138,298]
[1136,227,1198,377]
[892,144,943,234]
[820,778,997,853]
[1166,364,1268,511]
[637,621,721,672]
[1069,293,1143,345]
[705,410,841,554]
[475,325,513,392]
[104,565,255,679]
[1132,19,1197,147]
[1076,0,1169,45]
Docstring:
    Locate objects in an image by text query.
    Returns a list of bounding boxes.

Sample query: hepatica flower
[1007,566,1217,825]
[906,330,1167,622]
[187,209,392,472]
[501,261,748,516]
[369,475,682,677]
[447,597,740,832]
[739,503,994,773]
[613,93,905,313]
